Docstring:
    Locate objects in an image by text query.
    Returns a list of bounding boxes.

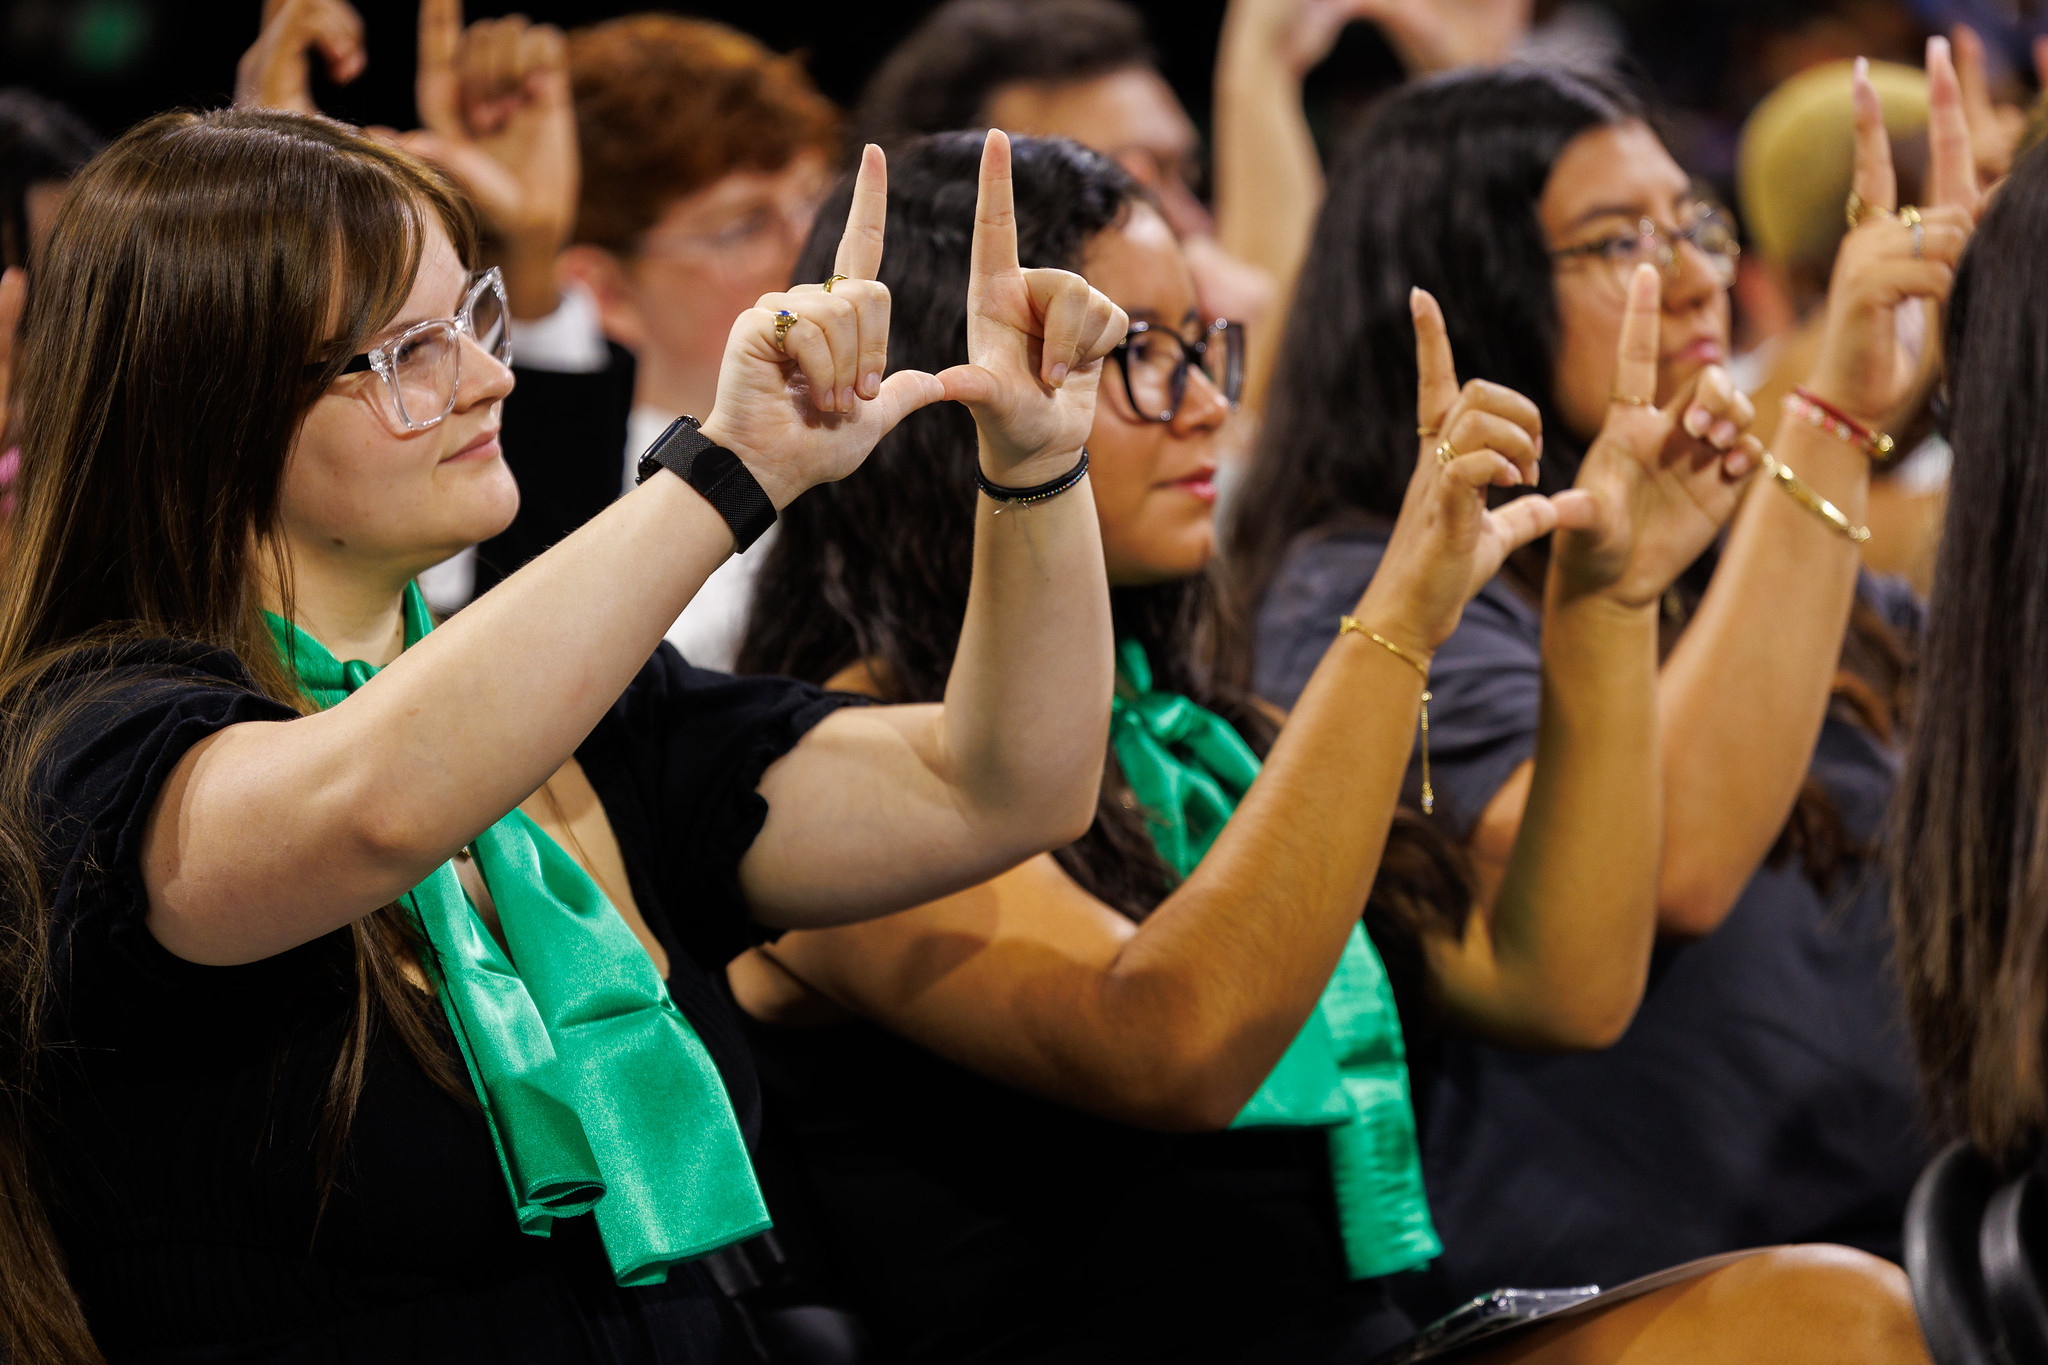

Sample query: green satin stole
[267,583,770,1286]
[1110,638,1442,1279]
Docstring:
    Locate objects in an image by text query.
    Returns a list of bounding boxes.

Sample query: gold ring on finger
[1434,441,1460,466]
[1845,189,1893,230]
[1417,424,1439,438]
[1899,205,1924,258]
[773,309,799,353]
[823,274,850,294]
[1609,392,1654,408]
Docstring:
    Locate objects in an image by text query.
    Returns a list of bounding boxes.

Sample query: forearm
[150,475,733,962]
[1445,590,1660,1047]
[939,442,1115,853]
[1212,33,1322,306]
[1655,411,1868,931]
[1212,26,1322,408]
[1096,614,1426,1125]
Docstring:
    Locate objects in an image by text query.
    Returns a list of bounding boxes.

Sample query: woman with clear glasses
[0,108,1132,1363]
[1234,50,1976,1311]
[726,131,1925,1365]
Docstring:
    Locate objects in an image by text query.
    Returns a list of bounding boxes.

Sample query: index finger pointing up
[416,0,463,134]
[969,129,1020,284]
[834,143,889,281]
[1849,56,1898,216]
[1611,263,1662,408]
[1925,35,1980,212]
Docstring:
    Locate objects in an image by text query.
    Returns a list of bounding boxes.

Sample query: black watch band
[635,416,778,552]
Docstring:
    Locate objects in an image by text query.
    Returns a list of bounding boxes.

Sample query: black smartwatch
[635,416,778,552]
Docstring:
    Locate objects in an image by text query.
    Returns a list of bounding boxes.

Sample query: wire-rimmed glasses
[1550,201,1741,295]
[338,266,511,431]
[1110,318,1245,424]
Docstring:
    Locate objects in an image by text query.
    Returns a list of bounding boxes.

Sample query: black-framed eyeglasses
[336,267,511,431]
[1110,318,1245,424]
[1550,201,1741,295]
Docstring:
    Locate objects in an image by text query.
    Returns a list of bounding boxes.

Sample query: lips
[444,427,501,463]
[1162,466,1218,504]
[1665,336,1727,367]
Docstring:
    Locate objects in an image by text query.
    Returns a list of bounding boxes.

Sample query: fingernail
[1685,406,1710,436]
[815,387,834,412]
[1855,55,1869,80]
[1931,35,1950,63]
[841,386,856,411]
[1710,419,1738,449]
[1050,362,1069,386]
[862,372,881,398]
[1727,451,1753,477]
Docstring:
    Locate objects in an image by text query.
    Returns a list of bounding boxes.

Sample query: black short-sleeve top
[29,638,854,1364]
[1253,526,1927,1311]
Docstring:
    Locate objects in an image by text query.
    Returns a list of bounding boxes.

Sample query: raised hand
[1804,43,1976,430]
[935,130,1131,486]
[697,145,945,511]
[1554,266,1755,607]
[234,0,365,115]
[1350,289,1563,652]
[1951,23,2045,187]
[398,0,579,320]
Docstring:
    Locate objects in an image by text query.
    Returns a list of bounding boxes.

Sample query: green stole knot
[1110,638,1441,1279]
[267,584,769,1286]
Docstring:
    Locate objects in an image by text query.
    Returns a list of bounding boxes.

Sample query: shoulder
[35,639,296,816]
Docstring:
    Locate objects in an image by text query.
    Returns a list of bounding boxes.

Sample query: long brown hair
[1893,141,2048,1171]
[0,108,476,1363]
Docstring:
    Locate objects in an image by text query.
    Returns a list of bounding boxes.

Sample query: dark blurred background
[1,0,2040,192]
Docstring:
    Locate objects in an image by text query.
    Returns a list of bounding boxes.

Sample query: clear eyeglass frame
[338,266,512,431]
[1110,318,1246,425]
[1551,201,1742,295]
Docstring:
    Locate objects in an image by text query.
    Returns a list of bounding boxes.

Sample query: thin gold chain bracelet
[1339,615,1434,816]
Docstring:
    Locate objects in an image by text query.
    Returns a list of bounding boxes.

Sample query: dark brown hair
[567,15,840,253]
[1893,138,2048,1171]
[854,0,1154,150]
[0,107,476,1363]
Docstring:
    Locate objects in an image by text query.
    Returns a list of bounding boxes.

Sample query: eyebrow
[1562,202,1653,231]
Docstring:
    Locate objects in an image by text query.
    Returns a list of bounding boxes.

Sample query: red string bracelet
[1788,388,1895,459]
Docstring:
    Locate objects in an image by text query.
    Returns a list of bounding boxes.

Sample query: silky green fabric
[267,584,770,1286]
[1109,638,1441,1279]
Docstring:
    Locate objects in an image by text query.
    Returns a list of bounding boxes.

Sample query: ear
[558,244,648,351]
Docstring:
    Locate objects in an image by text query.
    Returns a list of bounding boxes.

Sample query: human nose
[1173,358,1232,432]
[454,332,515,411]
[1663,233,1721,315]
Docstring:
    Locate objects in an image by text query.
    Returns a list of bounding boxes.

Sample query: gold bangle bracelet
[1759,450,1870,543]
[1339,615,1435,815]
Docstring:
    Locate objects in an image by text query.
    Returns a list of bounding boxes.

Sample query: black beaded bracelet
[975,448,1090,508]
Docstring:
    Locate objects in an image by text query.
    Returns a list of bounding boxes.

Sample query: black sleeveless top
[32,639,853,1363]
[744,1010,1417,1364]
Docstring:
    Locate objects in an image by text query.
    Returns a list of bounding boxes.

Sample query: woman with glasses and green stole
[731,131,1929,1365]
[0,109,1139,1362]
[1233,57,1978,1315]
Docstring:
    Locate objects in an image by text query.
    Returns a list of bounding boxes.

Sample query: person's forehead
[381,225,467,333]
[989,67,1195,156]
[648,153,827,232]
[1084,204,1195,314]
[1542,121,1691,227]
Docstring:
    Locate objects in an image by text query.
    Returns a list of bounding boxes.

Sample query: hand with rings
[1350,288,1573,654]
[1553,265,1759,607]
[1809,41,1979,432]
[696,145,948,509]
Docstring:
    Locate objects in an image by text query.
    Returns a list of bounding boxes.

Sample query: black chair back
[1907,1138,2048,1365]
